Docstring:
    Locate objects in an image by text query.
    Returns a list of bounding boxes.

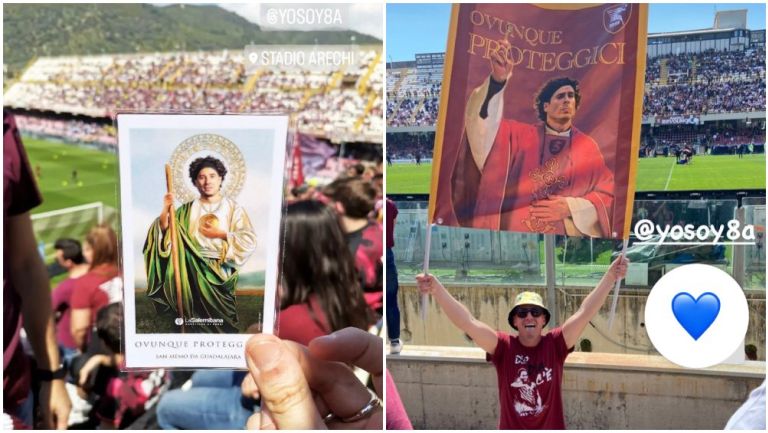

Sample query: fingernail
[247,339,283,372]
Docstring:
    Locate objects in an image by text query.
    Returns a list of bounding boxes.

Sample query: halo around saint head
[168,134,246,204]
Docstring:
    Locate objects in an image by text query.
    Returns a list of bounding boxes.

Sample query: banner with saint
[118,114,288,368]
[430,4,648,239]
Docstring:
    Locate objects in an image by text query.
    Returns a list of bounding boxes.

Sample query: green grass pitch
[23,136,119,263]
[24,136,119,214]
[386,154,766,194]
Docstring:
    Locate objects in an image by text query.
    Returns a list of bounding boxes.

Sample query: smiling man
[143,156,256,333]
[446,40,615,237]
[416,256,628,429]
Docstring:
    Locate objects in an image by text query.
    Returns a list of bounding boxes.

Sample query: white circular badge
[645,264,749,369]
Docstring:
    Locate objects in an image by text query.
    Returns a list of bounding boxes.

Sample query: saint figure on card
[144,135,255,333]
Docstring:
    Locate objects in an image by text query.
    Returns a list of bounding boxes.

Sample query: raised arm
[464,40,514,171]
[562,256,629,349]
[416,274,499,355]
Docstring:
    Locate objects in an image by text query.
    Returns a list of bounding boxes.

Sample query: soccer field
[386,154,766,195]
[24,136,119,213]
[633,154,765,191]
[23,136,119,262]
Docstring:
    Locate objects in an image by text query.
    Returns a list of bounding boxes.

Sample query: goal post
[31,202,112,262]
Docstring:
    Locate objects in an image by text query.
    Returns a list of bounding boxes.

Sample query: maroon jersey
[276,295,331,346]
[347,220,383,311]
[487,327,572,429]
[4,110,42,413]
[70,263,120,346]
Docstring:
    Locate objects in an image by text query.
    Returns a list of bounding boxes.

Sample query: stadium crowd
[386,132,435,160]
[639,122,764,157]
[385,93,441,127]
[14,114,117,148]
[645,47,765,84]
[625,47,765,117]
[642,78,765,116]
[4,49,384,143]
[386,68,442,127]
[387,47,765,127]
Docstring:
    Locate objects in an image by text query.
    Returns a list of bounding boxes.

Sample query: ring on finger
[340,389,382,423]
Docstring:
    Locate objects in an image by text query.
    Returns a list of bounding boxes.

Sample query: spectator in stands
[347,162,366,178]
[70,225,120,352]
[289,183,314,202]
[415,257,628,429]
[51,238,90,369]
[324,178,384,315]
[277,199,373,342]
[386,199,403,355]
[372,173,384,199]
[4,110,71,429]
[71,303,167,429]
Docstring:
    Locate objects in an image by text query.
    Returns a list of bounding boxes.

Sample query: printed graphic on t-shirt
[99,277,123,304]
[511,361,555,417]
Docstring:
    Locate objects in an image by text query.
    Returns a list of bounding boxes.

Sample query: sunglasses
[515,307,544,319]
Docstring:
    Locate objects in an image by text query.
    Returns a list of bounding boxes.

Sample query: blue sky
[386,3,767,62]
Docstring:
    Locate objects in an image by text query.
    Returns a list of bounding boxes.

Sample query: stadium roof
[649,27,741,38]
[649,9,755,37]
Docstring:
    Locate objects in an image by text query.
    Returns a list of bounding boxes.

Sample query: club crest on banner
[604,4,632,34]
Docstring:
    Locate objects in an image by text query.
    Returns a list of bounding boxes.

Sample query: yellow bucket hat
[508,291,551,330]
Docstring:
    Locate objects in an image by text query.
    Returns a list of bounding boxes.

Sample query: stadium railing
[389,191,765,291]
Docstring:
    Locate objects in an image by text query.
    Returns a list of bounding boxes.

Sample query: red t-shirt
[3,110,42,414]
[70,264,120,328]
[276,295,331,346]
[348,220,383,290]
[52,277,79,349]
[347,220,383,311]
[487,327,572,429]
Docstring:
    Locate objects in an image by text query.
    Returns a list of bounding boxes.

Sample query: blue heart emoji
[671,292,720,341]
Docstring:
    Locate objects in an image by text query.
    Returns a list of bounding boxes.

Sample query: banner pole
[420,222,435,321]
[607,239,629,331]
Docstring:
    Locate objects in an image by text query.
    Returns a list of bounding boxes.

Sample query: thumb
[245,334,323,430]
[246,408,277,430]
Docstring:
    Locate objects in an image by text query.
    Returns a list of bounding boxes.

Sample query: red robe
[439,121,614,237]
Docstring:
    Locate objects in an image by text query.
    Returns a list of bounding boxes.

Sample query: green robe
[144,202,239,333]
